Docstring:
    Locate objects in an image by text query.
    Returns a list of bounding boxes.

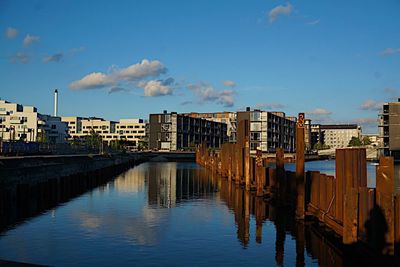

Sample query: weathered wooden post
[276,148,285,203]
[244,138,251,190]
[376,156,395,255]
[340,148,367,244]
[255,197,264,243]
[255,149,264,197]
[296,112,305,219]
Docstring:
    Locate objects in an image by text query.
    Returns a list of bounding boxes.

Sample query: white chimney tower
[54,89,58,117]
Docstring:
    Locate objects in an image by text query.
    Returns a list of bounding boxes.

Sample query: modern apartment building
[236,108,296,153]
[379,99,400,158]
[317,124,361,149]
[61,117,146,148]
[149,111,228,151]
[0,99,67,143]
[183,112,237,142]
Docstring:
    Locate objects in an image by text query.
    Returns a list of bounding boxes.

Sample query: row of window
[117,125,144,129]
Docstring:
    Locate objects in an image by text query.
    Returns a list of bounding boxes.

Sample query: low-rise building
[149,111,227,151]
[0,99,67,143]
[61,117,146,149]
[317,124,361,149]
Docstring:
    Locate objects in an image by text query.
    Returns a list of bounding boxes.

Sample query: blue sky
[1,0,400,133]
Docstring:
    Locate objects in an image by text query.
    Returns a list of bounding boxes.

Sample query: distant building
[310,124,324,148]
[61,117,146,148]
[237,108,296,153]
[362,134,380,147]
[304,119,312,152]
[0,99,67,143]
[379,99,400,158]
[148,111,228,151]
[183,112,237,142]
[312,124,361,149]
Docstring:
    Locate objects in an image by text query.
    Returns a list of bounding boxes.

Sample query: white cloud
[69,59,167,91]
[307,108,332,116]
[360,100,383,111]
[268,3,293,23]
[70,46,85,55]
[108,86,128,94]
[43,53,63,63]
[10,52,30,64]
[117,59,167,81]
[138,80,173,97]
[187,82,235,107]
[352,118,378,126]
[181,101,193,106]
[70,72,113,90]
[23,34,40,46]
[254,103,285,110]
[218,90,234,107]
[306,19,320,26]
[222,80,236,88]
[5,27,18,39]
[381,47,400,56]
[384,87,396,94]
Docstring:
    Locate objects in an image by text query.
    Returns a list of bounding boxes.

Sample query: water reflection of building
[112,168,146,193]
[217,177,344,266]
[147,162,219,208]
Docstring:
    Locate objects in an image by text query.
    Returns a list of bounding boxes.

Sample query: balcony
[10,119,22,124]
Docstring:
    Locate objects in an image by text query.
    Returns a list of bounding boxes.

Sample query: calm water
[284,160,378,187]
[0,162,332,267]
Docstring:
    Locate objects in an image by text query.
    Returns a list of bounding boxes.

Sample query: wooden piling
[376,156,395,255]
[296,113,305,219]
[255,149,264,197]
[343,187,359,244]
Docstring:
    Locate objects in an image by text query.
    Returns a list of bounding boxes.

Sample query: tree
[86,129,102,149]
[313,142,330,150]
[138,137,148,151]
[362,136,372,146]
[348,136,362,147]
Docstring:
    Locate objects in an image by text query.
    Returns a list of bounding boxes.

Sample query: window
[165,114,171,123]
[251,132,261,141]
[250,122,261,131]
[251,111,261,121]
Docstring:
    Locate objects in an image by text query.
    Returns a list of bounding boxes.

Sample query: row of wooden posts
[195,114,399,255]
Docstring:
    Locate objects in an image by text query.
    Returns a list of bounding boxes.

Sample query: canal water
[284,160,378,187]
[0,162,349,266]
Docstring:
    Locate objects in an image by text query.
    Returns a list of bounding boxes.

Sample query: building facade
[237,108,296,153]
[61,117,146,148]
[304,119,312,152]
[149,111,228,151]
[0,99,67,143]
[379,100,400,158]
[318,124,361,149]
[310,124,324,148]
[183,112,237,142]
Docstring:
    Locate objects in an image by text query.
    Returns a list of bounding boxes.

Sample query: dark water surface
[0,162,340,266]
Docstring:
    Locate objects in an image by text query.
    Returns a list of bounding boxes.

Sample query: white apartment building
[0,99,67,143]
[62,117,146,148]
[320,124,361,149]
